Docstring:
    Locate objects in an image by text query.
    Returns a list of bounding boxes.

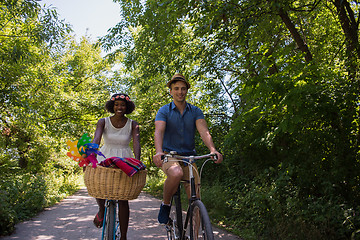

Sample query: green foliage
[0,1,113,236]
[222,165,360,240]
[1,0,360,239]
[1,173,46,221]
[0,156,83,236]
[102,0,360,239]
[200,184,233,225]
[0,0,114,172]
[142,166,166,198]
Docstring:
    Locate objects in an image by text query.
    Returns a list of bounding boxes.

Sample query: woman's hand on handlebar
[211,151,223,164]
[153,152,165,168]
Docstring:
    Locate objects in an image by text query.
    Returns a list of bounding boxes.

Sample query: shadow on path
[1,188,241,240]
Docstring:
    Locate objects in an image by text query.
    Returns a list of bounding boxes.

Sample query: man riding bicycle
[152,73,223,224]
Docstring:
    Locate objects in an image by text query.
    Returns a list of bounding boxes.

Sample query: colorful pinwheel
[66,133,105,168]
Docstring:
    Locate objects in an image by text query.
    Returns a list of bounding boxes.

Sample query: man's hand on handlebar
[211,151,223,164]
[153,152,165,168]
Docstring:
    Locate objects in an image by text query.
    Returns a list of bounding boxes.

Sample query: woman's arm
[92,118,105,145]
[132,120,141,160]
[83,118,105,172]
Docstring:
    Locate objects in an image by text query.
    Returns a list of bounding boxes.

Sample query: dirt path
[1,188,240,240]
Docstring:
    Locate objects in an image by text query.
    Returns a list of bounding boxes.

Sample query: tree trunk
[332,0,360,78]
[277,7,313,63]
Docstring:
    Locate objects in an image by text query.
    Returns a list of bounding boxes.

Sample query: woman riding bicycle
[91,93,141,240]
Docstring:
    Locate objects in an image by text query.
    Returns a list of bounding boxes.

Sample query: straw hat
[166,73,190,89]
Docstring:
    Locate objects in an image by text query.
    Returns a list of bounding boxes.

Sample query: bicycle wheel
[190,200,214,240]
[103,200,116,240]
[168,187,184,240]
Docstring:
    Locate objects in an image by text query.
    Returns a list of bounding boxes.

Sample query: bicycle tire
[190,200,214,240]
[103,200,116,240]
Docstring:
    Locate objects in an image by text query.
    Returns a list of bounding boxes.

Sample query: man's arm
[196,118,223,163]
[153,120,166,167]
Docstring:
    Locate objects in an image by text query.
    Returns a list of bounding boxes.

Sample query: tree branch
[215,71,238,113]
[333,0,360,58]
[277,7,313,62]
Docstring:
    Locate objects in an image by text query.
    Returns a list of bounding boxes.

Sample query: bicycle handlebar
[161,152,217,163]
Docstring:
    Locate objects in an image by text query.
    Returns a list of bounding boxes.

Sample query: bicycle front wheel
[103,200,116,240]
[190,200,214,240]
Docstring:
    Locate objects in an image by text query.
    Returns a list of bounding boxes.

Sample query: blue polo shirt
[155,102,204,155]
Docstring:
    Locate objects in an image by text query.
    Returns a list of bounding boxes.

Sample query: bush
[0,173,46,236]
[0,159,83,236]
[0,187,16,235]
[200,184,238,232]
[142,165,166,198]
[226,167,360,240]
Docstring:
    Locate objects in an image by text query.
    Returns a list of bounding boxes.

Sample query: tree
[0,0,113,172]
[1,1,118,234]
[100,1,230,165]
[101,0,360,238]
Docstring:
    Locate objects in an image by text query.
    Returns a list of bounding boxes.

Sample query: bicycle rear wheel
[103,200,116,240]
[190,200,214,240]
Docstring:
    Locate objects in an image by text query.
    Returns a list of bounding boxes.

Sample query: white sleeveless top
[97,117,134,161]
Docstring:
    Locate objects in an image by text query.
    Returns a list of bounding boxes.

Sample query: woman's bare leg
[94,198,106,227]
[118,200,129,240]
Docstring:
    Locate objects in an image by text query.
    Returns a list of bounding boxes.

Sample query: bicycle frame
[163,152,216,240]
[183,156,198,240]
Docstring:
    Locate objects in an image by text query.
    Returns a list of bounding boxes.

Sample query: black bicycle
[162,152,216,240]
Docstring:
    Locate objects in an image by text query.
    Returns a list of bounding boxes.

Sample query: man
[153,73,223,224]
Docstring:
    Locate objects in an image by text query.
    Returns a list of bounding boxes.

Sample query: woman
[92,93,140,240]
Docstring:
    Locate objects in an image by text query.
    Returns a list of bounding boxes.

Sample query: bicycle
[101,200,120,240]
[83,163,147,240]
[162,151,217,240]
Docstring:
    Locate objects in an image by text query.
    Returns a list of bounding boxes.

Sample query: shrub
[142,165,166,198]
[0,173,46,236]
[0,159,83,236]
[227,167,360,240]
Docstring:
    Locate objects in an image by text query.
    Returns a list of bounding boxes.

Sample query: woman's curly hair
[105,93,135,114]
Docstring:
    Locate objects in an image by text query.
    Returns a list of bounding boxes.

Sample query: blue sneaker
[158,203,171,224]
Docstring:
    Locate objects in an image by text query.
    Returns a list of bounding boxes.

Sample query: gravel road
[0,188,241,240]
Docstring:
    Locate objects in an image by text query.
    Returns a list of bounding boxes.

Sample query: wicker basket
[84,165,147,200]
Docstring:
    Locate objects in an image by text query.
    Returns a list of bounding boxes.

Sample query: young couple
[91,73,223,240]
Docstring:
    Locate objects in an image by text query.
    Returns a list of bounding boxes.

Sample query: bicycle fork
[102,200,117,240]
